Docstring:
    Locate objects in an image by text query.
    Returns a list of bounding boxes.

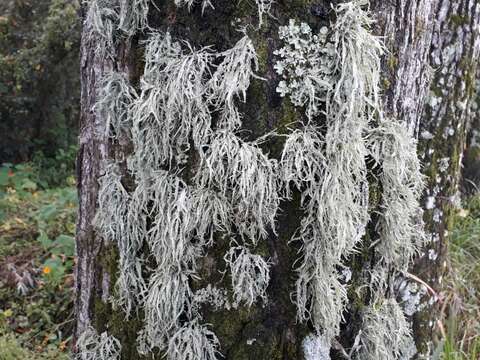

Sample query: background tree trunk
[414,0,480,354]
[75,0,480,358]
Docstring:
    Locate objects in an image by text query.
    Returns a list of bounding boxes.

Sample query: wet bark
[75,0,480,358]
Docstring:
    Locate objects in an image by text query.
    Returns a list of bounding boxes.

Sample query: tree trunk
[75,0,480,359]
[414,0,480,354]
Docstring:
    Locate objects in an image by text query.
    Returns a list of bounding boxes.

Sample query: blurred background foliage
[0,0,80,175]
[0,0,79,357]
[0,164,76,358]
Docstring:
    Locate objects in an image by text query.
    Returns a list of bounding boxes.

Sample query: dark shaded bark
[75,0,480,358]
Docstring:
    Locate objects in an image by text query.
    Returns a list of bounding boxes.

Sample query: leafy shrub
[32,145,77,188]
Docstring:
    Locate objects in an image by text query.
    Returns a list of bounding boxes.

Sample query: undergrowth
[0,163,76,359]
[441,194,480,359]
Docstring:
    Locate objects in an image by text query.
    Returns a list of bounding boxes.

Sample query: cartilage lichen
[87,0,427,358]
[85,0,118,58]
[118,0,150,36]
[130,32,214,170]
[207,35,260,130]
[254,0,274,27]
[174,0,214,13]
[167,320,221,360]
[76,327,121,360]
[354,298,416,360]
[174,0,273,26]
[224,246,271,308]
[90,23,270,358]
[368,119,426,287]
[141,270,193,351]
[279,0,383,341]
[195,130,280,243]
[95,71,137,138]
[193,285,231,313]
[95,162,147,316]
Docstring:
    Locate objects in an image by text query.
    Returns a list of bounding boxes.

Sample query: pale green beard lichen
[95,71,137,138]
[368,120,426,288]
[195,130,280,243]
[76,326,121,360]
[354,298,416,360]
[224,246,271,308]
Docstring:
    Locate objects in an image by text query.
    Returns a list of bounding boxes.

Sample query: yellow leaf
[14,217,25,225]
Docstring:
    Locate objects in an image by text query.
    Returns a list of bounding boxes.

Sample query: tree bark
[75,0,480,358]
[414,0,480,354]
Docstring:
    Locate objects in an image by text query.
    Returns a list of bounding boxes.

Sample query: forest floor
[0,164,75,359]
[0,163,478,359]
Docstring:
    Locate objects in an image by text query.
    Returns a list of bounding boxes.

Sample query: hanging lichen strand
[276,0,423,357]
[353,299,417,360]
[368,120,426,288]
[174,0,273,25]
[76,326,122,360]
[85,0,118,58]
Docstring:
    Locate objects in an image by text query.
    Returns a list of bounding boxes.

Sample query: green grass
[441,195,480,359]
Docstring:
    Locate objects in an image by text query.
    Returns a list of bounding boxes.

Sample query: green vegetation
[0,164,76,359]
[0,1,79,356]
[441,195,480,359]
[0,0,80,165]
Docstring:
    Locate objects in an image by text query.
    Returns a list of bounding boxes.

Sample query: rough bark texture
[463,76,480,194]
[75,0,480,358]
[373,0,439,132]
[415,0,480,354]
[75,3,135,344]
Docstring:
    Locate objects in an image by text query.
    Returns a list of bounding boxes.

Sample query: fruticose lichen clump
[76,327,121,360]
